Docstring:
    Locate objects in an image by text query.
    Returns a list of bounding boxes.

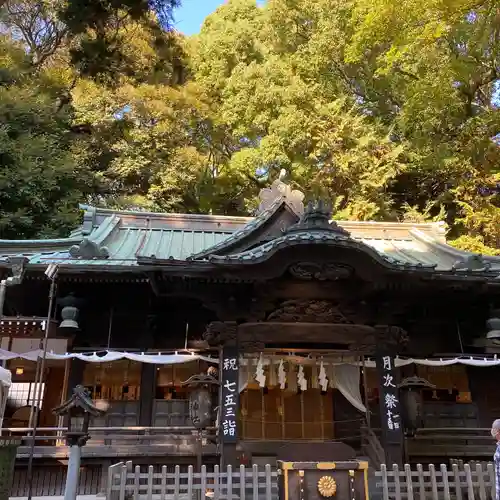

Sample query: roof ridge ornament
[286,199,350,236]
[69,237,110,260]
[452,253,491,273]
[257,169,305,216]
[80,205,96,236]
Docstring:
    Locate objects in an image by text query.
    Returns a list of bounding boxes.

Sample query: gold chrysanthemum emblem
[318,475,337,497]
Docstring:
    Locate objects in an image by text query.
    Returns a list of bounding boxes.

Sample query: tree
[345,0,500,250]
[1,0,499,252]
[191,0,404,217]
[0,36,97,239]
[0,0,199,238]
[71,77,226,213]
[59,0,181,81]
[190,0,500,249]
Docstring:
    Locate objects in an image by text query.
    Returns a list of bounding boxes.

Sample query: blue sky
[173,0,227,35]
[173,0,264,35]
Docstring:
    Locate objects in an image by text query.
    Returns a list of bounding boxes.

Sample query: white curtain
[0,349,218,364]
[331,364,366,413]
[2,349,500,369]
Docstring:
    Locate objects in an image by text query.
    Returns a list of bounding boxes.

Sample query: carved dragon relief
[266,300,353,324]
[203,321,238,346]
[289,262,353,281]
[373,325,409,350]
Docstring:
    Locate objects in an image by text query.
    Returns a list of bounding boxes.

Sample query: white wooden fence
[107,463,277,500]
[377,463,497,500]
[107,461,498,500]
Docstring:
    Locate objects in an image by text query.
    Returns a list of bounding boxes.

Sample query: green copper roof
[0,203,499,275]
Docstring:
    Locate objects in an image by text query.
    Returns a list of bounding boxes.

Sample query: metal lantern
[181,373,220,429]
[398,376,435,436]
[53,385,105,446]
[181,373,220,472]
[68,412,88,435]
[58,294,82,331]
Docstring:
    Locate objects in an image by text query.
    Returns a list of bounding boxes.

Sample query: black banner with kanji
[376,354,404,446]
[220,346,239,443]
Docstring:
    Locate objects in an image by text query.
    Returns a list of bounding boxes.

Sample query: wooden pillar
[39,366,65,427]
[139,321,156,427]
[60,358,85,429]
[375,326,405,466]
[66,358,85,397]
[139,363,156,426]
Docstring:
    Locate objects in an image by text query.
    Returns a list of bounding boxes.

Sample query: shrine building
[1,177,500,491]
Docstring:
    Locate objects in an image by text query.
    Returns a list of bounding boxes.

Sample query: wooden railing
[406,427,494,459]
[361,424,385,469]
[3,426,217,458]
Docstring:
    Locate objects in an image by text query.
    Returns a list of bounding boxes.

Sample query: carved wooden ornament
[289,262,352,281]
[267,300,351,324]
[257,170,305,216]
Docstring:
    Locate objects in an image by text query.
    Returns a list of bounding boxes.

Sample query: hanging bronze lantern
[181,373,220,429]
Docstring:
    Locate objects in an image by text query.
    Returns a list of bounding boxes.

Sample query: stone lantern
[53,386,106,500]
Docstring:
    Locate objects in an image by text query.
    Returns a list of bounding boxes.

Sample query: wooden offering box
[277,461,369,500]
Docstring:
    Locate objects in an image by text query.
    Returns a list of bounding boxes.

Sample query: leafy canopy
[0,0,499,254]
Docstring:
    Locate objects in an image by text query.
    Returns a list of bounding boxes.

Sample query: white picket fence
[107,461,498,500]
[377,463,496,500]
[107,463,277,500]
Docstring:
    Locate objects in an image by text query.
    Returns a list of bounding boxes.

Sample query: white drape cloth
[330,364,366,413]
[385,357,500,368]
[1,348,500,370]
[0,349,218,364]
[239,355,500,369]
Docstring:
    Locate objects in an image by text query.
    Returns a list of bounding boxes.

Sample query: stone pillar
[63,445,82,500]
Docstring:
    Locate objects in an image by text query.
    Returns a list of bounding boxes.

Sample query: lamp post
[53,386,106,500]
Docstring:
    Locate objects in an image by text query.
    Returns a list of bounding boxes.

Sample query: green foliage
[60,0,180,80]
[1,0,500,254]
[0,37,96,239]
[449,235,500,256]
